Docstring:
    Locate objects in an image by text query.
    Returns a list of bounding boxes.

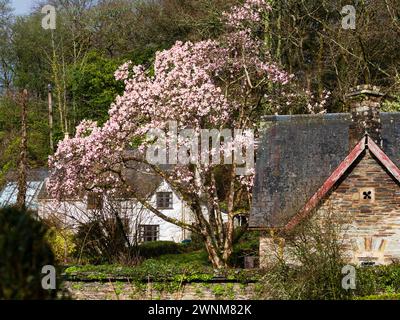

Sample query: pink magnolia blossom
[47,0,290,206]
[223,0,272,29]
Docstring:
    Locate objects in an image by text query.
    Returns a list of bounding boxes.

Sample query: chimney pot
[346,85,384,148]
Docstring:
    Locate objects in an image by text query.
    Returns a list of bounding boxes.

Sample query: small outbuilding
[250,85,400,266]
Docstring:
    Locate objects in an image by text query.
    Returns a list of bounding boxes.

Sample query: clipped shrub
[0,207,58,299]
[138,241,184,259]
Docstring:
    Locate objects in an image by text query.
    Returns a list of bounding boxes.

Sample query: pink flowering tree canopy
[47,0,294,268]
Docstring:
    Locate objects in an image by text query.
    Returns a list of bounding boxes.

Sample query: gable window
[140,225,160,242]
[87,193,103,210]
[156,192,173,209]
[359,188,375,202]
[363,191,372,200]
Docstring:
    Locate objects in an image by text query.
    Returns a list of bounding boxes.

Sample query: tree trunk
[223,216,235,262]
[17,89,28,211]
[48,84,54,152]
[202,232,227,269]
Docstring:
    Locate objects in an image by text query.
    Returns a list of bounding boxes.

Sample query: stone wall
[64,281,260,300]
[260,149,400,268]
[317,150,400,265]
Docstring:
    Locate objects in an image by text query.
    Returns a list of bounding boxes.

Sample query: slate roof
[249,112,400,229]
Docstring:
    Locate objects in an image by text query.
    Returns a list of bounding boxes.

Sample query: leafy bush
[138,241,184,259]
[0,207,59,299]
[354,293,400,300]
[74,220,109,264]
[353,263,400,297]
[229,230,259,268]
[374,264,400,292]
[74,218,135,265]
[155,250,211,267]
[187,232,206,251]
[261,215,354,300]
[46,228,76,264]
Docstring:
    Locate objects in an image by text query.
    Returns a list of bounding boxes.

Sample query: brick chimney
[346,85,384,149]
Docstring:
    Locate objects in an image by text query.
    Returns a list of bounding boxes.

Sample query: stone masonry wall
[318,151,400,264]
[64,281,259,300]
[316,150,400,265]
[260,150,400,267]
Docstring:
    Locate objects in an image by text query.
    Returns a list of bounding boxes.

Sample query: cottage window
[156,192,173,209]
[87,193,103,210]
[113,200,134,213]
[140,225,160,242]
[235,215,248,227]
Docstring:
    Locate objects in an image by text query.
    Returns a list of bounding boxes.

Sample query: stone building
[250,85,400,267]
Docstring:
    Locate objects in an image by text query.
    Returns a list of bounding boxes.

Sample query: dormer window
[156,192,173,209]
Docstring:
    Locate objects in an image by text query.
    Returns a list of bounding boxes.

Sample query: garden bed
[63,263,263,284]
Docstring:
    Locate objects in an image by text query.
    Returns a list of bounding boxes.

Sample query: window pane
[156,192,173,209]
[139,225,159,242]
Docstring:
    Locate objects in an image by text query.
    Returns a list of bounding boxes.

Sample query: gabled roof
[250,112,400,229]
[284,135,400,232]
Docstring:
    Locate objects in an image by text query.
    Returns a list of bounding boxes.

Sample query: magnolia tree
[48,0,293,268]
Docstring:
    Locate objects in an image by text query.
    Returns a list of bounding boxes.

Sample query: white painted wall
[38,180,194,243]
[144,180,194,242]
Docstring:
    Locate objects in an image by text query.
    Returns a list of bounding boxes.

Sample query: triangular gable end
[284,135,400,233]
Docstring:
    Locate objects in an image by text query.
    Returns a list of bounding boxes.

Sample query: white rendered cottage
[37,180,194,243]
[35,166,195,243]
[0,167,232,244]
